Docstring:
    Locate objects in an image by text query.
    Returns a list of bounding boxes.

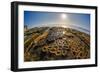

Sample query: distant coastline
[27,24,90,35]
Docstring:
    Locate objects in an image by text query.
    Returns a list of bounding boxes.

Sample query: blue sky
[24,11,90,30]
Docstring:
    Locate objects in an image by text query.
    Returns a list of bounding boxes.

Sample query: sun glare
[61,14,68,20]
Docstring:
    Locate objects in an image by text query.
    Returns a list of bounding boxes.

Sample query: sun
[61,14,68,20]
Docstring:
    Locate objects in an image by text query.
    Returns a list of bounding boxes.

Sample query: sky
[24,11,90,31]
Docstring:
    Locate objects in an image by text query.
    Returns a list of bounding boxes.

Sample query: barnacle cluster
[24,27,90,61]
